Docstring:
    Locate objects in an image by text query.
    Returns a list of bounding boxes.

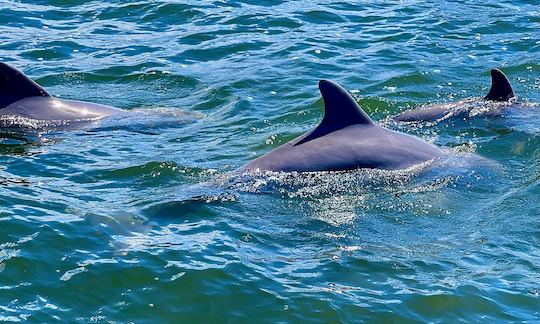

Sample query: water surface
[0,0,539,322]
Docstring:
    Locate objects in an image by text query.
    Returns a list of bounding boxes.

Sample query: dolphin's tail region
[0,62,50,109]
[484,69,514,101]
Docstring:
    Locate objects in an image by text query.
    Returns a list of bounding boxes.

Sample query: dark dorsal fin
[0,62,49,109]
[484,69,514,101]
[296,80,373,145]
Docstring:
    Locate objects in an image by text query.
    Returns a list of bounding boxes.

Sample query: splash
[0,115,102,133]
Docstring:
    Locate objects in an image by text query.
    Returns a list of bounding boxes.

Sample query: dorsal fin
[296,80,373,145]
[484,69,514,101]
[0,62,49,109]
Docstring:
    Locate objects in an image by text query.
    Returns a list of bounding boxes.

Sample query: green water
[1,1,539,322]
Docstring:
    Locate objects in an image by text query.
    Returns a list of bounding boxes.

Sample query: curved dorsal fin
[296,80,373,145]
[484,69,514,101]
[0,62,49,109]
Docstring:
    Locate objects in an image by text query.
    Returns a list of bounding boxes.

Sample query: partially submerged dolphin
[0,62,122,131]
[243,80,443,172]
[393,69,515,123]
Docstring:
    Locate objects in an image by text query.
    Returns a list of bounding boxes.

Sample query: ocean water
[1,0,539,322]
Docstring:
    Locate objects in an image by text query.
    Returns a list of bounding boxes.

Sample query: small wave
[218,156,454,199]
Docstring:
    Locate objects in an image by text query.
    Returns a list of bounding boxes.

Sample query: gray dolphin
[0,62,122,130]
[243,80,443,172]
[393,69,515,123]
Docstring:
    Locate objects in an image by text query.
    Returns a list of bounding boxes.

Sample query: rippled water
[1,0,539,322]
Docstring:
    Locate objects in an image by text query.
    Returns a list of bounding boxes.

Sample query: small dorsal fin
[318,79,373,126]
[295,80,373,145]
[484,69,514,101]
[0,62,49,109]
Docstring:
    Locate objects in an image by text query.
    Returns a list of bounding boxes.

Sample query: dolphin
[393,69,516,123]
[0,62,123,131]
[243,80,443,172]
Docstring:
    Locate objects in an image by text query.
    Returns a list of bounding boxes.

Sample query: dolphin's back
[393,69,515,122]
[245,125,441,172]
[244,80,442,172]
[393,101,470,122]
[0,62,121,125]
[0,97,120,120]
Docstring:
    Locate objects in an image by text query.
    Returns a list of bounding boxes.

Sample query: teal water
[1,0,540,322]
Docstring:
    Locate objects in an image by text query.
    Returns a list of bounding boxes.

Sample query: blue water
[1,1,539,322]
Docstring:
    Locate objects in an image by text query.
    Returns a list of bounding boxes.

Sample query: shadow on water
[0,131,46,156]
[86,107,204,135]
